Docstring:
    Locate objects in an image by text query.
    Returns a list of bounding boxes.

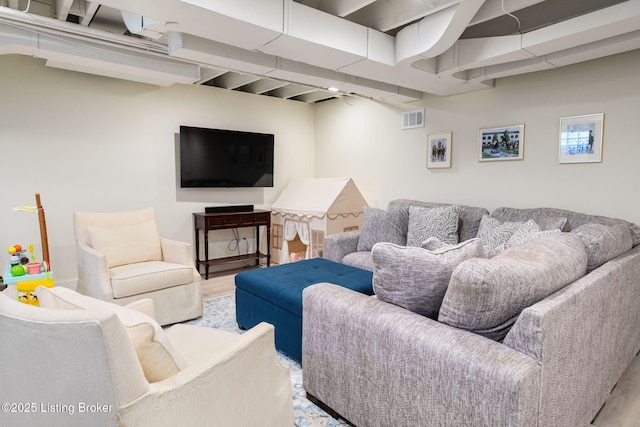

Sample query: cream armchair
[0,287,294,427]
[73,208,202,325]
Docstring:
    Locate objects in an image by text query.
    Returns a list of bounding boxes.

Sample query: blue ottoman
[235,258,373,363]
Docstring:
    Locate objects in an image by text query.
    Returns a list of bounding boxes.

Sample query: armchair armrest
[160,238,191,265]
[324,230,361,263]
[125,298,156,319]
[76,242,114,300]
[120,322,293,426]
[160,238,200,282]
[303,283,540,426]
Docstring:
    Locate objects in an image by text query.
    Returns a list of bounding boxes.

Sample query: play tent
[271,177,368,264]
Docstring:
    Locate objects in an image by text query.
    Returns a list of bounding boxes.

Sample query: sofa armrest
[324,230,361,263]
[120,322,294,426]
[303,283,540,427]
[76,242,114,300]
[503,245,640,426]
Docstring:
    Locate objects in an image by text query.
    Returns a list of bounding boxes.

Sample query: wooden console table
[193,210,271,279]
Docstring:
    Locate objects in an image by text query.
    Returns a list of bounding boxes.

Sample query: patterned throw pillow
[476,215,540,250]
[533,216,568,231]
[507,228,561,247]
[372,239,484,319]
[406,204,460,246]
[356,207,406,252]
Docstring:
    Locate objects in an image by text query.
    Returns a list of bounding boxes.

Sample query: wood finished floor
[200,269,640,426]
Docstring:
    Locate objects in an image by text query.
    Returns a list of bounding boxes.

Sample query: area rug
[184,294,350,427]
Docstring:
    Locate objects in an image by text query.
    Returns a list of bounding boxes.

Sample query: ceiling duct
[120,10,165,40]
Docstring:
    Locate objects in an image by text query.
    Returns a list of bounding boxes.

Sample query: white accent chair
[0,287,294,427]
[73,208,202,325]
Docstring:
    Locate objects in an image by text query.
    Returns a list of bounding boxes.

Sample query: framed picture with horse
[478,124,525,162]
[427,132,452,169]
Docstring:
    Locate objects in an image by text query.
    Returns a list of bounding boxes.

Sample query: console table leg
[204,230,209,279]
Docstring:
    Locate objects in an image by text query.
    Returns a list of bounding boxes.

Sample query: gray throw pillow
[406,204,460,247]
[570,222,633,272]
[438,233,588,341]
[372,239,484,319]
[356,207,405,252]
[476,215,540,249]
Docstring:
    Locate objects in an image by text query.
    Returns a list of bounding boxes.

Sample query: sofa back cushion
[438,233,588,341]
[388,199,488,242]
[372,239,484,318]
[491,206,640,246]
[570,222,633,272]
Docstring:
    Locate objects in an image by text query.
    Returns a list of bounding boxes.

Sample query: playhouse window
[311,230,325,258]
[272,224,283,250]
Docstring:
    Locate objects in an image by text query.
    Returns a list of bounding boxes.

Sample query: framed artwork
[558,113,604,164]
[427,132,452,168]
[478,124,524,161]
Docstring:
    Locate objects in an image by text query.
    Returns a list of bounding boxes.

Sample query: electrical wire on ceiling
[19,0,30,13]
[501,0,522,34]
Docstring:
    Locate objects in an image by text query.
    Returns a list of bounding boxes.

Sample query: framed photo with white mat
[427,132,452,169]
[558,113,604,164]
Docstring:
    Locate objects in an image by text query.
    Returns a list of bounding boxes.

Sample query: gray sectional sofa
[303,199,640,426]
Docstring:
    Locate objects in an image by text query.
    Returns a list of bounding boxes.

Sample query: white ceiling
[1,0,639,103]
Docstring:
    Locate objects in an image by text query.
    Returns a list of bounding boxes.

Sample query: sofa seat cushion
[356,207,406,252]
[341,251,375,272]
[571,222,633,272]
[438,233,588,341]
[406,204,460,246]
[37,286,187,383]
[372,239,484,318]
[110,261,195,298]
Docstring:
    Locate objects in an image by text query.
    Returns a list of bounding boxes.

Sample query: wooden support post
[35,193,50,267]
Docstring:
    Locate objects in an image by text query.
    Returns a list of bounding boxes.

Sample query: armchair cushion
[110,261,196,298]
[88,219,162,268]
[37,286,187,383]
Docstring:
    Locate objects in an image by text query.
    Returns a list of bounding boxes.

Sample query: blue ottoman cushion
[235,258,373,362]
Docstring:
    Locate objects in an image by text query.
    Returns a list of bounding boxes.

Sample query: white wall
[3,49,640,287]
[314,49,640,227]
[0,55,315,286]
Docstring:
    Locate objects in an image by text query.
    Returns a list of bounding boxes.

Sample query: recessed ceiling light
[327,87,339,92]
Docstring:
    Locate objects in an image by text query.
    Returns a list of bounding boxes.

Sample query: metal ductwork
[0,0,638,103]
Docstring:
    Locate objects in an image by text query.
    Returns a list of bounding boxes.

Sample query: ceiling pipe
[0,18,199,86]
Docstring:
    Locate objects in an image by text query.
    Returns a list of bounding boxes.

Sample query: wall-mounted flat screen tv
[179,126,274,188]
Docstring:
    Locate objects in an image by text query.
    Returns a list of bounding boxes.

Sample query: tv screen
[179,126,274,188]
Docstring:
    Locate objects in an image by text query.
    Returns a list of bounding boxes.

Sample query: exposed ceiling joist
[0,0,637,104]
